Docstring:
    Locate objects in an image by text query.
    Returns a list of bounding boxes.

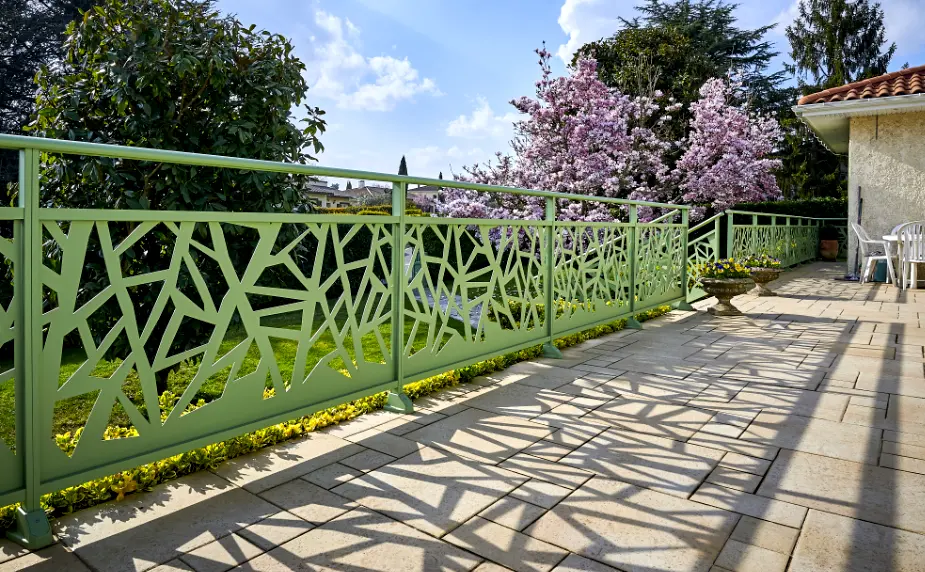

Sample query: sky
[215,0,925,185]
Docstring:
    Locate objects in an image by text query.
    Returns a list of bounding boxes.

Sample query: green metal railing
[0,134,694,547]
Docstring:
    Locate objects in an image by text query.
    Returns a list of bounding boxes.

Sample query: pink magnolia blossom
[438,49,673,224]
[673,78,782,214]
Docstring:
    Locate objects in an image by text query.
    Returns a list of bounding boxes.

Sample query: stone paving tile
[235,511,313,552]
[499,453,594,489]
[690,483,806,529]
[258,479,355,525]
[181,534,264,572]
[705,466,762,493]
[541,425,606,450]
[758,449,925,534]
[549,554,620,572]
[0,540,26,565]
[882,439,925,461]
[525,477,739,572]
[235,508,482,571]
[509,479,573,509]
[479,497,547,531]
[522,440,573,462]
[880,453,925,474]
[729,516,799,555]
[600,372,709,403]
[729,386,849,421]
[54,471,277,572]
[718,452,771,476]
[474,563,514,572]
[0,544,90,572]
[212,432,363,493]
[560,429,724,497]
[714,539,788,572]
[446,516,568,572]
[332,445,526,537]
[530,403,594,429]
[339,448,397,472]
[687,430,780,461]
[789,510,925,572]
[150,560,196,572]
[583,397,715,440]
[302,462,363,489]
[740,412,881,465]
[345,428,422,458]
[404,408,554,464]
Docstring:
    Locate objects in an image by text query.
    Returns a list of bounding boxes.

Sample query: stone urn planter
[700,278,753,316]
[749,268,783,297]
[819,239,839,261]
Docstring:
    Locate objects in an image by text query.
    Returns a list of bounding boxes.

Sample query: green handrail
[0,135,692,548]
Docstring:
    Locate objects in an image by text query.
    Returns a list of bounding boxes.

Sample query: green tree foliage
[778,0,895,199]
[0,0,94,181]
[785,0,896,91]
[30,0,327,390]
[574,0,786,157]
[398,155,408,176]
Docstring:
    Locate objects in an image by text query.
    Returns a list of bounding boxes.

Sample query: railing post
[7,148,53,549]
[385,181,413,413]
[785,217,792,266]
[625,205,643,329]
[725,212,734,259]
[675,208,696,310]
[541,197,562,358]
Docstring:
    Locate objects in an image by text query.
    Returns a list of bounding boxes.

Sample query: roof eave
[793,94,925,155]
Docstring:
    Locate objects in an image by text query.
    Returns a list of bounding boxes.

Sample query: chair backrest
[898,221,925,263]
[850,222,872,243]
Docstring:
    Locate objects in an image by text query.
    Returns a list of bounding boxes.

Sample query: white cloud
[406,145,488,178]
[307,10,440,111]
[446,98,519,139]
[881,0,925,59]
[556,0,633,65]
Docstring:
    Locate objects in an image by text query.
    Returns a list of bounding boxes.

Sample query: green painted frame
[0,134,693,548]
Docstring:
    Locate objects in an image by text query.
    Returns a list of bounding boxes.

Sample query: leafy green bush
[733,197,847,219]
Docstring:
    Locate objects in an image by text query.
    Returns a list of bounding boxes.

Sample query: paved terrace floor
[5,262,925,572]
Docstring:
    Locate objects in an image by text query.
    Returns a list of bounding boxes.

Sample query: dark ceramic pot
[820,240,839,261]
[700,278,753,316]
[749,268,783,297]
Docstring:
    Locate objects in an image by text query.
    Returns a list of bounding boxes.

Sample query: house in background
[793,64,925,268]
[299,183,353,208]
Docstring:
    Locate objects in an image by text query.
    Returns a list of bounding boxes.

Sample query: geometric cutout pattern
[732,224,820,267]
[403,222,546,377]
[552,224,630,332]
[40,216,395,477]
[0,215,20,498]
[635,225,685,305]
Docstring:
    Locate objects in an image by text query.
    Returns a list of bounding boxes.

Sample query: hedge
[0,305,674,533]
[732,197,848,219]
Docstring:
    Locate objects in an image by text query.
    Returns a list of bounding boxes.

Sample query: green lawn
[0,300,466,446]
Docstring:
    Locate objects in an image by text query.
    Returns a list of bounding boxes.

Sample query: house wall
[848,112,925,271]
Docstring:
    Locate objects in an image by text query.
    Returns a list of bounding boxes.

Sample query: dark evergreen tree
[398,155,408,176]
[785,0,896,91]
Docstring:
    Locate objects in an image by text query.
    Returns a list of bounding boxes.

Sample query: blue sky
[216,0,925,183]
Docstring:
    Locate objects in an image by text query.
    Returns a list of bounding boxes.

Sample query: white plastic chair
[897,221,925,289]
[851,222,896,285]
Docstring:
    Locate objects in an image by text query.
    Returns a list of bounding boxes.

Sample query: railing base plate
[384,391,414,414]
[625,318,644,330]
[541,343,563,359]
[6,507,54,550]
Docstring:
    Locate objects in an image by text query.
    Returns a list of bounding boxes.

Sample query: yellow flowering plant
[741,254,781,269]
[698,259,751,279]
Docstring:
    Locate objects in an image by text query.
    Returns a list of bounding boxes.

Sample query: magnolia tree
[439,49,675,223]
[672,78,783,216]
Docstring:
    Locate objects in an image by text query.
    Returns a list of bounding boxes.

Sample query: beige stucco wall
[847,112,925,270]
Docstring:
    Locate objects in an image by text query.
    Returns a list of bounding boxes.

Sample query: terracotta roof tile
[797,64,925,105]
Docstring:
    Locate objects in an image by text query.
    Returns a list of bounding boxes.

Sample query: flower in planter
[698,259,751,279]
[741,254,781,269]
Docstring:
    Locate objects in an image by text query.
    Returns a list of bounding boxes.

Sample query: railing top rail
[725,209,847,222]
[0,134,689,211]
[688,212,724,233]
